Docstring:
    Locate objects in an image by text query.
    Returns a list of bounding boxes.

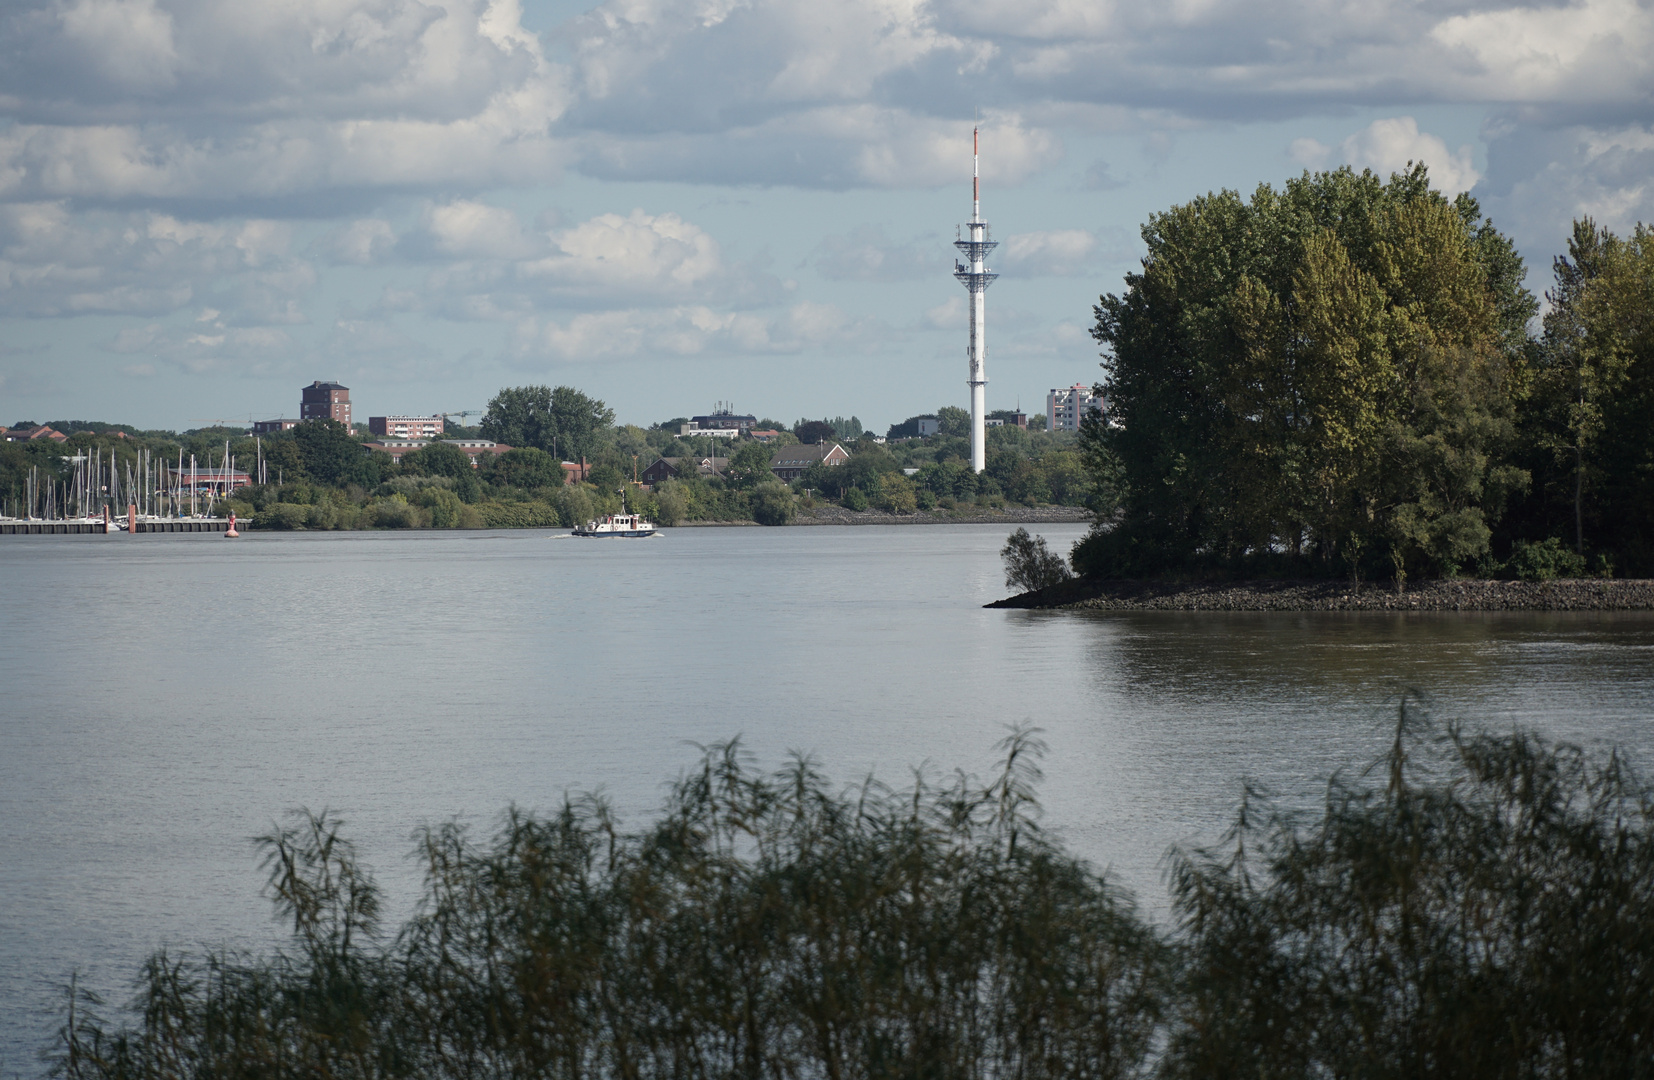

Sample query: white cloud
[513,300,864,361]
[1340,117,1481,196]
[57,0,178,91]
[1288,137,1331,169]
[316,219,398,265]
[522,209,721,295]
[0,202,315,319]
[815,225,940,281]
[999,228,1097,276]
[426,201,539,260]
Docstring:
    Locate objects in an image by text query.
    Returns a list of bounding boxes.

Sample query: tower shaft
[954,127,997,473]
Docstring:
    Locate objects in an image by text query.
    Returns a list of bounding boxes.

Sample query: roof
[647,456,727,472]
[770,443,846,467]
[308,380,349,390]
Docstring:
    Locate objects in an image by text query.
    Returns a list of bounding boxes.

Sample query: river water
[3,524,1652,1065]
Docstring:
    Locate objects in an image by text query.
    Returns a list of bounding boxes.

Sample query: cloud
[315,219,398,265]
[106,320,299,376]
[999,229,1097,276]
[0,202,314,318]
[814,225,940,281]
[426,201,539,260]
[1340,117,1481,196]
[512,301,868,361]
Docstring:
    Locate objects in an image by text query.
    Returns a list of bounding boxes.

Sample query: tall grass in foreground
[46,715,1654,1079]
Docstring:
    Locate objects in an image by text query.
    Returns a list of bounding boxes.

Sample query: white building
[916,417,940,437]
[1047,384,1102,432]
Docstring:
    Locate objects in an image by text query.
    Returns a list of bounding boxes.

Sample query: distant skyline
[2,0,1650,432]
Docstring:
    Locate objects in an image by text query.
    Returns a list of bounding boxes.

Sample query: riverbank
[987,577,1654,611]
[794,505,1091,526]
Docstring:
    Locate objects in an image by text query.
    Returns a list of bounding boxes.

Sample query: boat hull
[572,528,656,538]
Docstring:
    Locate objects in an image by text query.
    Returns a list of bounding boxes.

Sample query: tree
[293,419,379,486]
[1075,165,1535,582]
[1530,219,1646,557]
[726,441,775,487]
[937,405,971,437]
[481,385,615,461]
[751,481,796,525]
[401,441,473,479]
[484,447,564,490]
[1001,527,1074,593]
[793,419,836,444]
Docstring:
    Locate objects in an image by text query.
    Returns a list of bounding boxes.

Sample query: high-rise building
[300,381,351,428]
[1047,384,1102,432]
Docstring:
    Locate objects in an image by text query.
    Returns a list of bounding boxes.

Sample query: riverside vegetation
[1073,166,1654,584]
[41,714,1654,1079]
[1,393,1090,531]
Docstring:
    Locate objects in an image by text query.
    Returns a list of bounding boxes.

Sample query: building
[562,461,590,485]
[1047,384,1102,432]
[167,466,252,494]
[251,419,299,435]
[1,425,68,443]
[640,456,729,485]
[369,415,444,439]
[770,442,849,482]
[749,429,782,443]
[690,409,757,433]
[679,422,741,439]
[300,381,352,428]
[916,417,940,437]
[365,438,511,468]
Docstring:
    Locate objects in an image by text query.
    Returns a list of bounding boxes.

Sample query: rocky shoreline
[987,577,1654,612]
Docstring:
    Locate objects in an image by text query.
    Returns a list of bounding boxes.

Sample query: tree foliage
[1513,219,1654,571]
[1001,527,1074,593]
[1075,166,1536,582]
[481,386,615,462]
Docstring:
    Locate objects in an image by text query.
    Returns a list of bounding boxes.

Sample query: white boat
[573,512,655,537]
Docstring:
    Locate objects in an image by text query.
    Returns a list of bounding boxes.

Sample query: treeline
[1075,165,1654,581]
[5,386,1092,529]
[44,714,1654,1078]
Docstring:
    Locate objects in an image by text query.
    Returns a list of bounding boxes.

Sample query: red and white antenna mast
[954,125,997,473]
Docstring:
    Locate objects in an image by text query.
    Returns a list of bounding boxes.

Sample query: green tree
[1076,165,1534,581]
[750,481,796,525]
[483,447,564,490]
[1531,219,1645,557]
[293,419,379,486]
[726,440,775,486]
[401,441,473,479]
[481,385,615,461]
[793,418,836,444]
[937,405,970,437]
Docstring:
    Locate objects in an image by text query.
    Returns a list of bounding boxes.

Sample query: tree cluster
[1076,166,1544,583]
[47,713,1654,1079]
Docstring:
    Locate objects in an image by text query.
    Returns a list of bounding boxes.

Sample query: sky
[1,0,1651,433]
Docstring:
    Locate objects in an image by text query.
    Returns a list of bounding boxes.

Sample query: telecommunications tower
[953,127,997,473]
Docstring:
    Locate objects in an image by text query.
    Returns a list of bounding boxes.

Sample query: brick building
[369,415,444,439]
[300,381,352,428]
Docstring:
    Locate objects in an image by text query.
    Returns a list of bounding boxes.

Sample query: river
[3,524,1652,1066]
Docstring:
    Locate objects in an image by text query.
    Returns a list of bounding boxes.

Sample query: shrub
[253,502,309,530]
[750,481,796,525]
[841,486,869,511]
[1509,536,1588,580]
[653,479,688,526]
[478,500,563,528]
[1001,527,1073,593]
[880,473,918,513]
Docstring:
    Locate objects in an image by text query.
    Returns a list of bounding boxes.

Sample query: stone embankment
[795,506,1091,527]
[987,577,1654,612]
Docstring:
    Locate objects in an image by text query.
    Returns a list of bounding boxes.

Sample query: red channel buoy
[225,511,239,538]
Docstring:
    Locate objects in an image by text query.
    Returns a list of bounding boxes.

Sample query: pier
[0,518,233,535]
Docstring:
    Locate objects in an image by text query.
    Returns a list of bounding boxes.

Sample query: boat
[573,490,656,537]
[573,511,655,537]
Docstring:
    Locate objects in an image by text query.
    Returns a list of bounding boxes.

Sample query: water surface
[3,525,1651,1064]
